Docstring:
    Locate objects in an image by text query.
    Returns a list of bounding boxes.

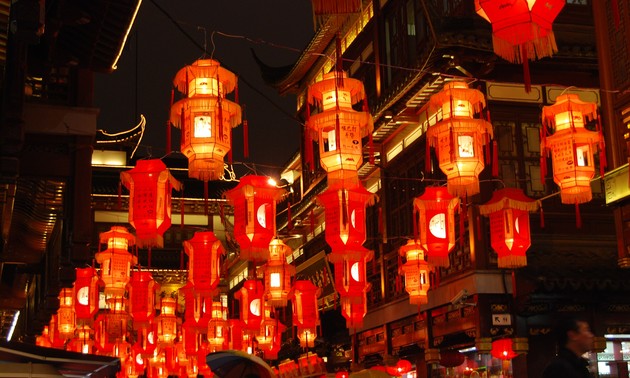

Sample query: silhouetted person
[542,316,594,378]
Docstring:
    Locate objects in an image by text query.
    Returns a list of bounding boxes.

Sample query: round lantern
[224,175,287,262]
[399,240,431,305]
[413,187,459,268]
[156,297,178,346]
[128,270,159,327]
[95,226,137,299]
[330,247,373,299]
[170,59,242,181]
[183,231,225,294]
[307,71,373,182]
[73,267,100,322]
[235,279,264,331]
[491,338,518,360]
[120,159,181,248]
[479,188,539,268]
[57,287,75,339]
[264,238,296,307]
[425,81,493,197]
[439,349,465,367]
[291,280,321,348]
[335,370,349,378]
[386,359,413,376]
[475,0,565,91]
[541,94,605,205]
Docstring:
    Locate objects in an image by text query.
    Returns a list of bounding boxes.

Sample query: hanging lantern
[170,59,242,181]
[479,188,539,268]
[491,338,518,360]
[73,267,100,322]
[341,294,367,329]
[181,321,201,356]
[298,353,324,376]
[207,301,227,352]
[541,94,605,205]
[94,312,130,355]
[120,159,181,248]
[95,226,137,299]
[318,183,375,251]
[290,280,321,348]
[156,297,179,346]
[57,287,75,339]
[48,315,66,348]
[330,248,373,300]
[224,175,287,262]
[414,187,459,268]
[227,319,245,351]
[439,349,465,367]
[425,81,493,197]
[128,271,159,327]
[67,325,94,354]
[475,0,565,91]
[183,231,225,294]
[179,283,205,326]
[386,359,413,377]
[264,238,296,307]
[398,240,431,305]
[235,279,264,331]
[35,326,52,347]
[307,71,373,185]
[257,303,283,353]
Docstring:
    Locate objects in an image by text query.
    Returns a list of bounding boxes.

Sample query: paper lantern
[439,349,465,367]
[414,187,459,268]
[156,297,179,346]
[170,59,242,181]
[35,326,52,347]
[330,248,373,299]
[224,175,287,262]
[386,359,413,376]
[181,321,201,355]
[491,338,518,360]
[341,294,367,329]
[475,0,565,91]
[541,94,605,205]
[95,226,137,298]
[264,238,296,307]
[335,370,350,378]
[94,312,130,354]
[307,71,373,182]
[57,287,75,339]
[257,303,283,353]
[291,280,321,348]
[479,188,539,268]
[425,81,493,197]
[206,301,227,352]
[73,267,100,322]
[399,240,431,305]
[120,159,181,248]
[47,315,66,348]
[235,279,264,331]
[179,283,205,326]
[227,319,244,351]
[67,325,94,354]
[183,231,225,294]
[128,271,159,327]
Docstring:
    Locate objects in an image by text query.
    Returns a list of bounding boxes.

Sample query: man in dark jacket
[542,316,594,378]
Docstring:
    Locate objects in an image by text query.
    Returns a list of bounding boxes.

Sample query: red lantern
[330,248,372,299]
[179,283,206,326]
[425,81,493,197]
[491,338,518,360]
[181,321,201,355]
[541,94,605,205]
[183,231,225,294]
[128,271,159,327]
[414,187,459,268]
[95,312,130,354]
[475,0,565,91]
[386,359,413,376]
[207,301,227,352]
[399,240,431,305]
[439,349,465,367]
[96,226,137,298]
[120,159,181,248]
[341,294,367,329]
[335,370,349,378]
[170,59,242,181]
[73,267,100,322]
[156,297,179,346]
[235,279,264,331]
[57,287,75,339]
[291,280,321,348]
[67,325,94,354]
[257,303,285,355]
[479,188,539,268]
[264,238,296,307]
[224,175,287,262]
[35,326,52,347]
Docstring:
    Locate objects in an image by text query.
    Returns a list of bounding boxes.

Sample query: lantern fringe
[414,196,459,211]
[428,255,450,269]
[491,30,558,64]
[448,181,480,198]
[497,255,527,270]
[559,190,592,205]
[327,249,373,264]
[479,198,539,216]
[135,236,164,249]
[409,295,429,306]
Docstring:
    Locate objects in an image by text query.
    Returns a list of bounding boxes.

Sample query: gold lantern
[399,239,431,305]
[95,226,137,299]
[57,287,75,339]
[264,238,296,307]
[156,297,179,346]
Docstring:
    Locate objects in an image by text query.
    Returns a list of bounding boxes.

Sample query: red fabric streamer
[575,203,582,229]
[492,140,499,177]
[521,45,531,93]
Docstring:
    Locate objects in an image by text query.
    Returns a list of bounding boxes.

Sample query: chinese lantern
[257,303,283,353]
[307,71,373,185]
[74,267,100,322]
[35,326,52,347]
[224,175,287,262]
[439,349,465,367]
[399,240,431,305]
[183,231,225,294]
[541,94,605,205]
[264,238,296,307]
[67,325,94,354]
[95,226,137,298]
[235,279,264,331]
[207,301,227,352]
[120,159,181,248]
[386,359,413,376]
[128,270,159,327]
[414,187,459,268]
[156,297,179,346]
[227,319,244,351]
[170,59,242,181]
[181,321,201,355]
[479,188,539,268]
[475,0,565,91]
[94,312,130,354]
[57,287,75,339]
[335,371,349,378]
[179,283,206,325]
[291,280,321,348]
[491,338,518,360]
[48,315,66,348]
[425,81,493,197]
[341,294,367,329]
[330,248,373,299]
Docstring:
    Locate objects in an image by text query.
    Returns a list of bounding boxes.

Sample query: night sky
[94,0,314,178]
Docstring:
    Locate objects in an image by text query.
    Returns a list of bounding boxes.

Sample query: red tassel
[521,44,531,93]
[204,181,209,216]
[575,203,582,229]
[492,140,499,177]
[180,196,185,230]
[511,270,517,299]
[117,181,122,210]
[310,209,315,236]
[612,0,620,29]
[485,132,491,165]
[459,201,465,250]
[243,105,249,159]
[539,204,545,229]
[228,124,233,163]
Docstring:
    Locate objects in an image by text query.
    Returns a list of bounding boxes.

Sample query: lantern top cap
[479,188,539,215]
[427,80,487,112]
[414,186,459,209]
[308,71,367,105]
[224,175,287,202]
[399,239,425,257]
[542,93,598,122]
[99,226,135,245]
[173,58,237,94]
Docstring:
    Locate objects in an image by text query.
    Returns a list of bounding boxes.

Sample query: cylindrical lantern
[95,226,137,298]
[257,302,281,352]
[491,338,518,360]
[94,312,130,355]
[35,326,52,347]
[479,188,539,268]
[207,301,227,352]
[425,81,493,197]
[399,240,431,305]
[224,175,287,262]
[170,59,242,181]
[264,239,296,307]
[156,297,178,346]
[128,271,159,327]
[67,325,94,354]
[341,294,367,329]
[235,279,264,331]
[57,288,75,339]
[541,94,604,204]
[183,231,225,294]
[329,248,373,300]
[73,267,100,322]
[414,187,459,268]
[291,280,321,348]
[120,159,181,248]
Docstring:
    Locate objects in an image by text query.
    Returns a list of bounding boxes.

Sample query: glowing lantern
[264,238,296,307]
[479,188,539,268]
[257,303,284,354]
[120,159,181,248]
[48,315,66,348]
[541,94,605,205]
[475,0,565,91]
[224,175,287,262]
[67,325,94,354]
[341,294,367,329]
[386,359,413,376]
[35,326,52,347]
[181,321,201,355]
[128,271,159,326]
[57,287,75,338]
[336,371,350,378]
[73,267,100,322]
[399,240,431,305]
[414,187,459,268]
[291,280,321,348]
[425,81,493,197]
[156,297,179,346]
[299,353,324,376]
[491,338,518,360]
[235,279,264,331]
[330,248,373,299]
[94,312,130,354]
[183,231,225,294]
[227,319,244,351]
[207,301,227,352]
[170,59,242,181]
[307,71,373,183]
[95,226,137,298]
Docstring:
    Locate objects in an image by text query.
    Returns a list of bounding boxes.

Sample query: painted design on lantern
[270,272,281,288]
[77,286,90,306]
[136,353,144,365]
[429,213,446,239]
[458,135,475,157]
[575,145,590,167]
[257,203,268,228]
[250,298,261,316]
[350,209,356,229]
[325,129,337,152]
[193,115,212,138]
[350,262,360,282]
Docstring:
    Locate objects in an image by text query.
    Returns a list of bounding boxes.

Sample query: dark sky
[94,0,314,177]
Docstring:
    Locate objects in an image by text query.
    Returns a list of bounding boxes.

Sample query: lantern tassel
[228,122,233,163]
[243,105,249,159]
[485,132,491,165]
[459,200,466,250]
[521,44,532,93]
[492,140,499,177]
[575,203,582,229]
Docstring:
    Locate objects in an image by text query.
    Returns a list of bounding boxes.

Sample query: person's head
[554,316,594,355]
